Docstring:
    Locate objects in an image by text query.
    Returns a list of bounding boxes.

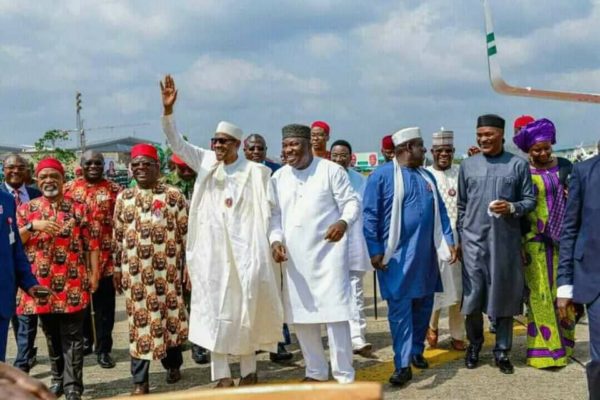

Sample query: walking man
[270,124,359,383]
[363,127,456,387]
[458,114,536,374]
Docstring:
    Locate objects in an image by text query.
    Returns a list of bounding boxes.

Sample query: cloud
[307,33,344,57]
[181,55,329,104]
[0,0,599,153]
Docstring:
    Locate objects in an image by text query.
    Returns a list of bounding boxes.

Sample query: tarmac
[5,272,591,399]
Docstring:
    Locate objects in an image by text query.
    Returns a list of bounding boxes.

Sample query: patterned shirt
[64,178,121,277]
[113,183,189,360]
[16,196,97,315]
[426,165,459,229]
[164,172,195,201]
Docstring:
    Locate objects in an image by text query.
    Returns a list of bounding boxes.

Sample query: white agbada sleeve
[161,114,212,173]
[331,166,360,227]
[268,177,284,244]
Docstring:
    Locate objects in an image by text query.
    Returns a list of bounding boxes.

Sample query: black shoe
[166,368,181,384]
[65,391,82,400]
[49,383,64,397]
[411,354,429,369]
[465,345,480,369]
[191,346,209,364]
[270,343,293,363]
[389,367,412,387]
[28,347,38,370]
[97,353,116,369]
[83,340,93,356]
[495,354,514,374]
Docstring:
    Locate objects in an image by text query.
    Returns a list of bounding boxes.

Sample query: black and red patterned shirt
[16,195,98,315]
[64,178,121,277]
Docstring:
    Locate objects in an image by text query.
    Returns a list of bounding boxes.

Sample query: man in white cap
[425,130,465,351]
[159,75,283,388]
[270,124,359,384]
[363,127,457,387]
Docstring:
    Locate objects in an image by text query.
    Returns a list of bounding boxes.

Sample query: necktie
[12,189,22,207]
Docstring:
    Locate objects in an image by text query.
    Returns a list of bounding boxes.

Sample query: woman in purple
[514,118,575,368]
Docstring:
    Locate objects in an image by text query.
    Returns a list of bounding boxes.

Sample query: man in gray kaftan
[457,114,536,374]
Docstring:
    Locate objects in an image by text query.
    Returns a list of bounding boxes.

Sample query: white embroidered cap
[216,121,243,141]
[392,127,421,146]
[432,128,454,146]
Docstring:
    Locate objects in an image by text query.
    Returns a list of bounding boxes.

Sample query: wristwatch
[25,222,34,232]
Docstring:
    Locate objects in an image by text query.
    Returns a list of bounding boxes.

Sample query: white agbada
[162,115,283,355]
[426,164,462,310]
[269,158,360,323]
[347,169,372,273]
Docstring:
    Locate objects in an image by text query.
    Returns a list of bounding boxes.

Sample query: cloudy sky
[1,0,599,157]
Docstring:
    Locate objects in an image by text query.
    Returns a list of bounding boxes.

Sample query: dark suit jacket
[0,183,42,201]
[263,160,282,175]
[0,191,37,319]
[558,155,600,304]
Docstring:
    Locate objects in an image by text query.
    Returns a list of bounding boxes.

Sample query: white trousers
[294,322,355,384]
[349,271,368,348]
[429,303,465,340]
[210,352,256,381]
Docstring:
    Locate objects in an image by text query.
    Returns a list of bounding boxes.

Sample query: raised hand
[160,74,178,115]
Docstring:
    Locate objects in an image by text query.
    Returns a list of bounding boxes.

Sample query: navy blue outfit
[0,190,38,361]
[363,163,453,370]
[263,160,282,174]
[558,155,600,399]
[261,158,291,345]
[0,184,41,370]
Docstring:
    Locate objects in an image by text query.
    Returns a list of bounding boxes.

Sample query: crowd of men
[0,74,598,400]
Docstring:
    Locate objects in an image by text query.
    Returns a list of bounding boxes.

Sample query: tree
[33,130,77,165]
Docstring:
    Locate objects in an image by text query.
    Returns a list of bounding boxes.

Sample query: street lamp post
[76,91,85,153]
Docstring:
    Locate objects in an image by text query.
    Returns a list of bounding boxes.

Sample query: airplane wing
[484,0,600,104]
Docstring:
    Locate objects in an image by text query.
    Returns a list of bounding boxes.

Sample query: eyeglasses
[247,146,265,152]
[82,160,104,167]
[211,138,237,145]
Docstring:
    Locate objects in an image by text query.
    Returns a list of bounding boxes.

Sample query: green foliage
[33,130,77,165]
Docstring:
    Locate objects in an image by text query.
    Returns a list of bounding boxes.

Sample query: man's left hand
[324,220,347,242]
[489,200,512,215]
[449,246,459,265]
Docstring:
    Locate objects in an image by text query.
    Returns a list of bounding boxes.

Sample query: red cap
[311,121,330,134]
[171,154,187,167]
[131,144,158,161]
[35,157,65,177]
[381,135,394,150]
[514,115,535,129]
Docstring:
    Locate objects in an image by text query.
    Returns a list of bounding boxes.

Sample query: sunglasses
[247,146,265,152]
[82,160,104,167]
[211,137,237,145]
